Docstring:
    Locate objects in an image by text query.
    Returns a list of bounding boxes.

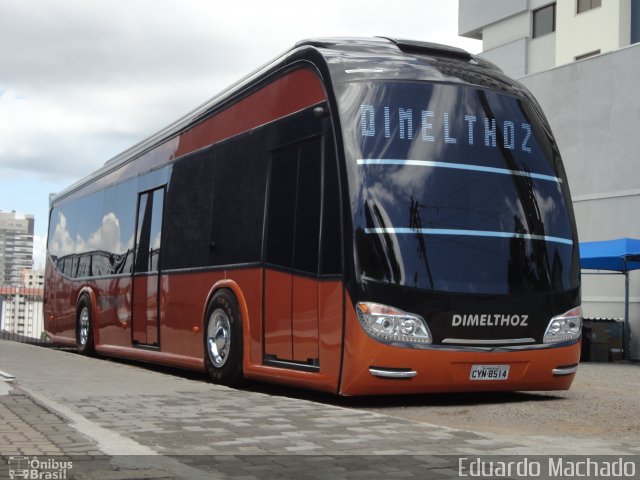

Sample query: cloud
[48,211,74,257]
[0,0,267,179]
[0,1,249,90]
[0,0,480,239]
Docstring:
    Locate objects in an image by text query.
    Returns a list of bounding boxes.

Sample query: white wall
[521,43,640,358]
[458,0,527,38]
[480,38,528,78]
[483,11,530,50]
[528,32,556,74]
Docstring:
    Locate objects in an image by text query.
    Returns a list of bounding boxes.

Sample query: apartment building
[0,269,44,339]
[0,210,34,286]
[459,0,640,78]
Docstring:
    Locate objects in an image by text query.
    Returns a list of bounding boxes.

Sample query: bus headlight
[543,306,582,343]
[356,302,432,345]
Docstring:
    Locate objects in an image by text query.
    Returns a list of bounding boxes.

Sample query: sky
[0,0,481,269]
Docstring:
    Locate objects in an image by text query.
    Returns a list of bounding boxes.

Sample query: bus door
[264,135,323,369]
[132,187,165,346]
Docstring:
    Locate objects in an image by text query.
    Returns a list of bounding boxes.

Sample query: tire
[204,289,243,386]
[76,295,95,355]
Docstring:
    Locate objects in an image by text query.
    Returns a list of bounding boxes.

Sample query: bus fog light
[356,302,432,345]
[543,306,582,343]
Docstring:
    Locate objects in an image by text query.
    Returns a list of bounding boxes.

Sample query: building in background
[22,268,45,289]
[459,0,640,360]
[0,268,44,339]
[459,0,640,78]
[0,210,35,286]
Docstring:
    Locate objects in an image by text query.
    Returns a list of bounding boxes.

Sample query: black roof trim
[379,37,473,61]
[296,37,474,62]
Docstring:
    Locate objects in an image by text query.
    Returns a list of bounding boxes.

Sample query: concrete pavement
[1,339,639,478]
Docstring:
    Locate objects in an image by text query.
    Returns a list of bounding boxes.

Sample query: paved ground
[341,362,640,443]
[0,340,639,479]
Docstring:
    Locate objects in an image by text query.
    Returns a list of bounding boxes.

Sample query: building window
[575,49,601,60]
[577,0,601,14]
[533,3,556,38]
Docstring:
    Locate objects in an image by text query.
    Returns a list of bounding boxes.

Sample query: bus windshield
[339,80,579,295]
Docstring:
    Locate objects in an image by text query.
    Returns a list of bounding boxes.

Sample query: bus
[44,37,582,395]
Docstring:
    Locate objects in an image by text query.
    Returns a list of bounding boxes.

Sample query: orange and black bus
[45,38,582,395]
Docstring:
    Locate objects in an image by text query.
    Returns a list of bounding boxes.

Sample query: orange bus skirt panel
[264,269,294,361]
[245,275,343,393]
[263,270,326,366]
[317,281,344,384]
[292,275,320,363]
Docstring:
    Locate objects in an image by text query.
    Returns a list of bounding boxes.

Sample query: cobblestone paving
[0,391,102,457]
[1,340,639,479]
[65,389,504,456]
[60,386,640,457]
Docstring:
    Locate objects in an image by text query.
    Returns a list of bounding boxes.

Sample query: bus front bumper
[339,324,582,396]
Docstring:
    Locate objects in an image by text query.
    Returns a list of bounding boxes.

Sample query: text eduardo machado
[458,457,637,478]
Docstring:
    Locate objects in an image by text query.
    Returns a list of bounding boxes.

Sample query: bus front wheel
[204,289,243,386]
[76,295,95,355]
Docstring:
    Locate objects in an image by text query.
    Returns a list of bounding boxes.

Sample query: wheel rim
[207,308,231,368]
[79,306,90,346]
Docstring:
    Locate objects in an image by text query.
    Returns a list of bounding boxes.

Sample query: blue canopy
[580,238,640,272]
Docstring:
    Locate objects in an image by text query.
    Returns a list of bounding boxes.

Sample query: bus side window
[209,134,268,266]
[134,188,164,273]
[293,137,322,274]
[265,144,298,269]
[103,179,138,275]
[161,150,215,270]
[320,139,341,276]
[265,135,324,275]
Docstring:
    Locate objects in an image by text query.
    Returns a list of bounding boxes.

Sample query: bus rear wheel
[204,290,243,386]
[76,295,95,355]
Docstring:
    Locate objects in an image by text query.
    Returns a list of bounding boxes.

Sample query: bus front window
[339,81,579,295]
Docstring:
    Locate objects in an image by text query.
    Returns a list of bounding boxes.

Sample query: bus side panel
[339,291,581,396]
[44,261,79,344]
[159,270,225,359]
[292,275,319,363]
[264,269,294,360]
[157,268,263,364]
[220,267,264,367]
[95,276,132,347]
[317,280,344,380]
[243,279,343,393]
[45,270,132,348]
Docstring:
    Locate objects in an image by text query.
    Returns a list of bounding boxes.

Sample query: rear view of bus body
[44,37,581,396]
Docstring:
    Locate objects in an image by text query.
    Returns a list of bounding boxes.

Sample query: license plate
[469,364,509,381]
